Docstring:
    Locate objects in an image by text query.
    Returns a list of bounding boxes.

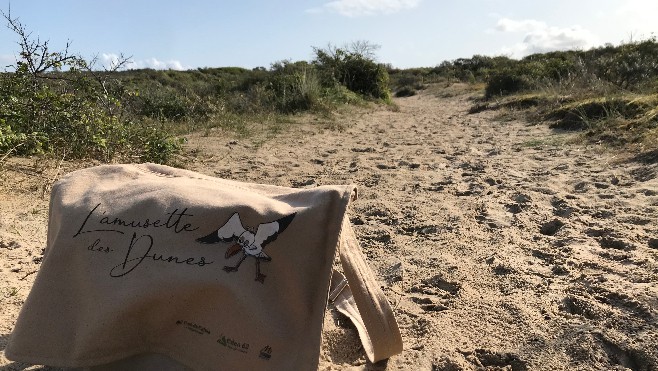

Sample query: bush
[485,71,533,98]
[0,119,45,155]
[313,43,392,101]
[0,11,397,163]
[340,56,390,100]
[395,86,416,97]
[128,85,214,121]
[429,55,515,83]
[0,10,181,163]
[0,68,181,161]
[595,39,658,90]
[321,84,366,105]
[268,61,322,113]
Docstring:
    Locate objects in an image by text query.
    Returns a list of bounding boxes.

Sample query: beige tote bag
[5,163,402,370]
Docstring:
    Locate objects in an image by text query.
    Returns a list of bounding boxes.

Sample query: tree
[312,41,391,101]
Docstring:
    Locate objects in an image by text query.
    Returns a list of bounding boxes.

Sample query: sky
[1,0,656,71]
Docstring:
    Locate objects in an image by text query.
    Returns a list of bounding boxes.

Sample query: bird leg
[223,253,247,272]
[255,260,266,283]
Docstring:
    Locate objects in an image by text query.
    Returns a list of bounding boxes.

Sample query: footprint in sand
[539,219,565,236]
[551,197,576,217]
[409,275,461,312]
[462,349,528,371]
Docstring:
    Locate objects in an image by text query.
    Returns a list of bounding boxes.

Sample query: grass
[467,87,658,157]
[541,94,658,150]
[409,37,658,159]
[519,135,571,149]
[429,82,485,98]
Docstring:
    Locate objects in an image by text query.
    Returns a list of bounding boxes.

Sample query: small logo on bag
[259,345,272,360]
[196,212,296,283]
[176,319,210,335]
[217,334,250,353]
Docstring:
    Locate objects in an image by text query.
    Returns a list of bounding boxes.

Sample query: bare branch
[348,40,381,60]
[2,8,83,78]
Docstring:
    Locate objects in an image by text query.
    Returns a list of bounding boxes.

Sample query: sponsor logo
[217,334,250,353]
[176,320,211,335]
[259,345,272,360]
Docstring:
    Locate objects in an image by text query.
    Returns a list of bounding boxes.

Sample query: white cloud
[131,58,186,71]
[102,53,187,71]
[496,18,546,33]
[309,0,421,17]
[495,18,598,58]
[101,53,123,69]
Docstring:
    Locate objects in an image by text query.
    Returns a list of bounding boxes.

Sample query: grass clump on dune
[447,37,658,155]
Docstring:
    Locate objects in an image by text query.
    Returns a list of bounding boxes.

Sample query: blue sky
[1,0,656,70]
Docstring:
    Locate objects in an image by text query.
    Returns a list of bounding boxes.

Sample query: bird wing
[255,213,296,248]
[216,213,247,241]
[196,212,246,244]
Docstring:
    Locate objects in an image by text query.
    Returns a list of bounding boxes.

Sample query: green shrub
[0,11,181,163]
[485,71,533,98]
[0,120,45,155]
[129,86,209,121]
[313,44,392,101]
[268,61,322,113]
[0,69,181,162]
[341,56,391,100]
[596,39,658,90]
[395,86,416,97]
[321,85,366,106]
[429,55,515,83]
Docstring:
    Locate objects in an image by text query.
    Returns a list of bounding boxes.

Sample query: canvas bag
[5,163,402,370]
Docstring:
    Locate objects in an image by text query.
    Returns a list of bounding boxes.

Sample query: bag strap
[328,217,403,363]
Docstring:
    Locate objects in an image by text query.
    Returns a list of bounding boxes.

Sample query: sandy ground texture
[1,84,657,370]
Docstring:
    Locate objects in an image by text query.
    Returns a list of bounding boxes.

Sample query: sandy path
[1,86,657,370]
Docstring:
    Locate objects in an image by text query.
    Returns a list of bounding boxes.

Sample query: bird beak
[225,244,242,259]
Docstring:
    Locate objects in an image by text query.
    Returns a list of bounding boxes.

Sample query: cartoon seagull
[197,212,296,283]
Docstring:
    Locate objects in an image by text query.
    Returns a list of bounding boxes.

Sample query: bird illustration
[196,212,296,283]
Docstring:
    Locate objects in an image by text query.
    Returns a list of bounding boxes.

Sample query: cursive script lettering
[74,204,124,236]
[87,238,111,253]
[74,203,199,237]
[110,233,213,277]
[74,203,212,277]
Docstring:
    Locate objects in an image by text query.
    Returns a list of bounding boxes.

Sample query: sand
[1,84,657,370]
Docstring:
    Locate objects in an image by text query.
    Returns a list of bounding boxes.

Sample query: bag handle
[329,217,403,363]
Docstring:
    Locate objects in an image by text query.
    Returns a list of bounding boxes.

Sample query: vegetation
[0,10,182,163]
[313,41,391,102]
[495,39,658,151]
[388,37,658,153]
[0,11,392,164]
[2,6,657,164]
